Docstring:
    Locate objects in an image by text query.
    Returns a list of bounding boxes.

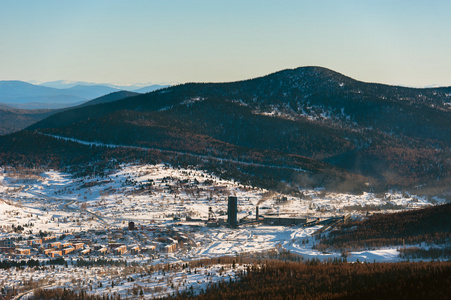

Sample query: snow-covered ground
[0,164,435,251]
[0,164,442,297]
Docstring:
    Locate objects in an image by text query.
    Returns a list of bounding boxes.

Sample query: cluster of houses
[0,221,193,259]
[0,236,85,258]
[39,241,85,257]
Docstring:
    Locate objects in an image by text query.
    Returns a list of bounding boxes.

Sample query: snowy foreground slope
[0,164,442,298]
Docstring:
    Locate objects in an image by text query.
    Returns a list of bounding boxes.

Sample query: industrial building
[227,196,238,228]
[0,239,15,248]
[262,217,307,226]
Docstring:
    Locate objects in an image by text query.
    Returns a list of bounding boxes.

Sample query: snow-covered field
[0,164,441,297]
[0,164,435,253]
[0,164,434,227]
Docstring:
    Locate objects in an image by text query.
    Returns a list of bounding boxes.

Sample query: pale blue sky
[1,0,450,86]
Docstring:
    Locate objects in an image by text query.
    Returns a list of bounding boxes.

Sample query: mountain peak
[272,66,353,83]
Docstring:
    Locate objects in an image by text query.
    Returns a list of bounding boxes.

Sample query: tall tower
[207,207,217,222]
[227,196,237,228]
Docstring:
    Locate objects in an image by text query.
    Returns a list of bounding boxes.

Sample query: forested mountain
[1,67,450,193]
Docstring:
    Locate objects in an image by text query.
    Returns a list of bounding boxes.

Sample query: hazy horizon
[9,66,451,89]
[1,0,450,87]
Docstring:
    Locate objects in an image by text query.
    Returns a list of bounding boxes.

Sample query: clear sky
[1,0,450,87]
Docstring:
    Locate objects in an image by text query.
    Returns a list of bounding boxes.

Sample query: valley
[0,67,450,299]
[0,163,447,298]
[2,1,451,297]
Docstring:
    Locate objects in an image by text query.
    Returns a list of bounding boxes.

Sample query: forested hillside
[165,260,451,300]
[315,203,451,251]
[1,66,450,192]
[0,106,55,135]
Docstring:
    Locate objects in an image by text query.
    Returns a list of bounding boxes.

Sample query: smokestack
[227,196,237,228]
[128,221,135,230]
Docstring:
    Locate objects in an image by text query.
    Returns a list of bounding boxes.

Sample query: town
[0,164,438,298]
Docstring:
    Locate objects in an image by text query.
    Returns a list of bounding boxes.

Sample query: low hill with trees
[315,203,451,251]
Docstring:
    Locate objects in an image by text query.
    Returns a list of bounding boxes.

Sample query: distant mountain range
[1,67,450,194]
[0,80,169,109]
[38,80,168,91]
[132,85,171,93]
[0,91,141,135]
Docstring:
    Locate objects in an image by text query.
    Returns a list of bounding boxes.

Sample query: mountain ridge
[2,66,450,193]
[0,80,168,109]
[38,79,169,91]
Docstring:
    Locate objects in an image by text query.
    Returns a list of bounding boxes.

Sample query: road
[12,283,56,300]
[38,132,307,173]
